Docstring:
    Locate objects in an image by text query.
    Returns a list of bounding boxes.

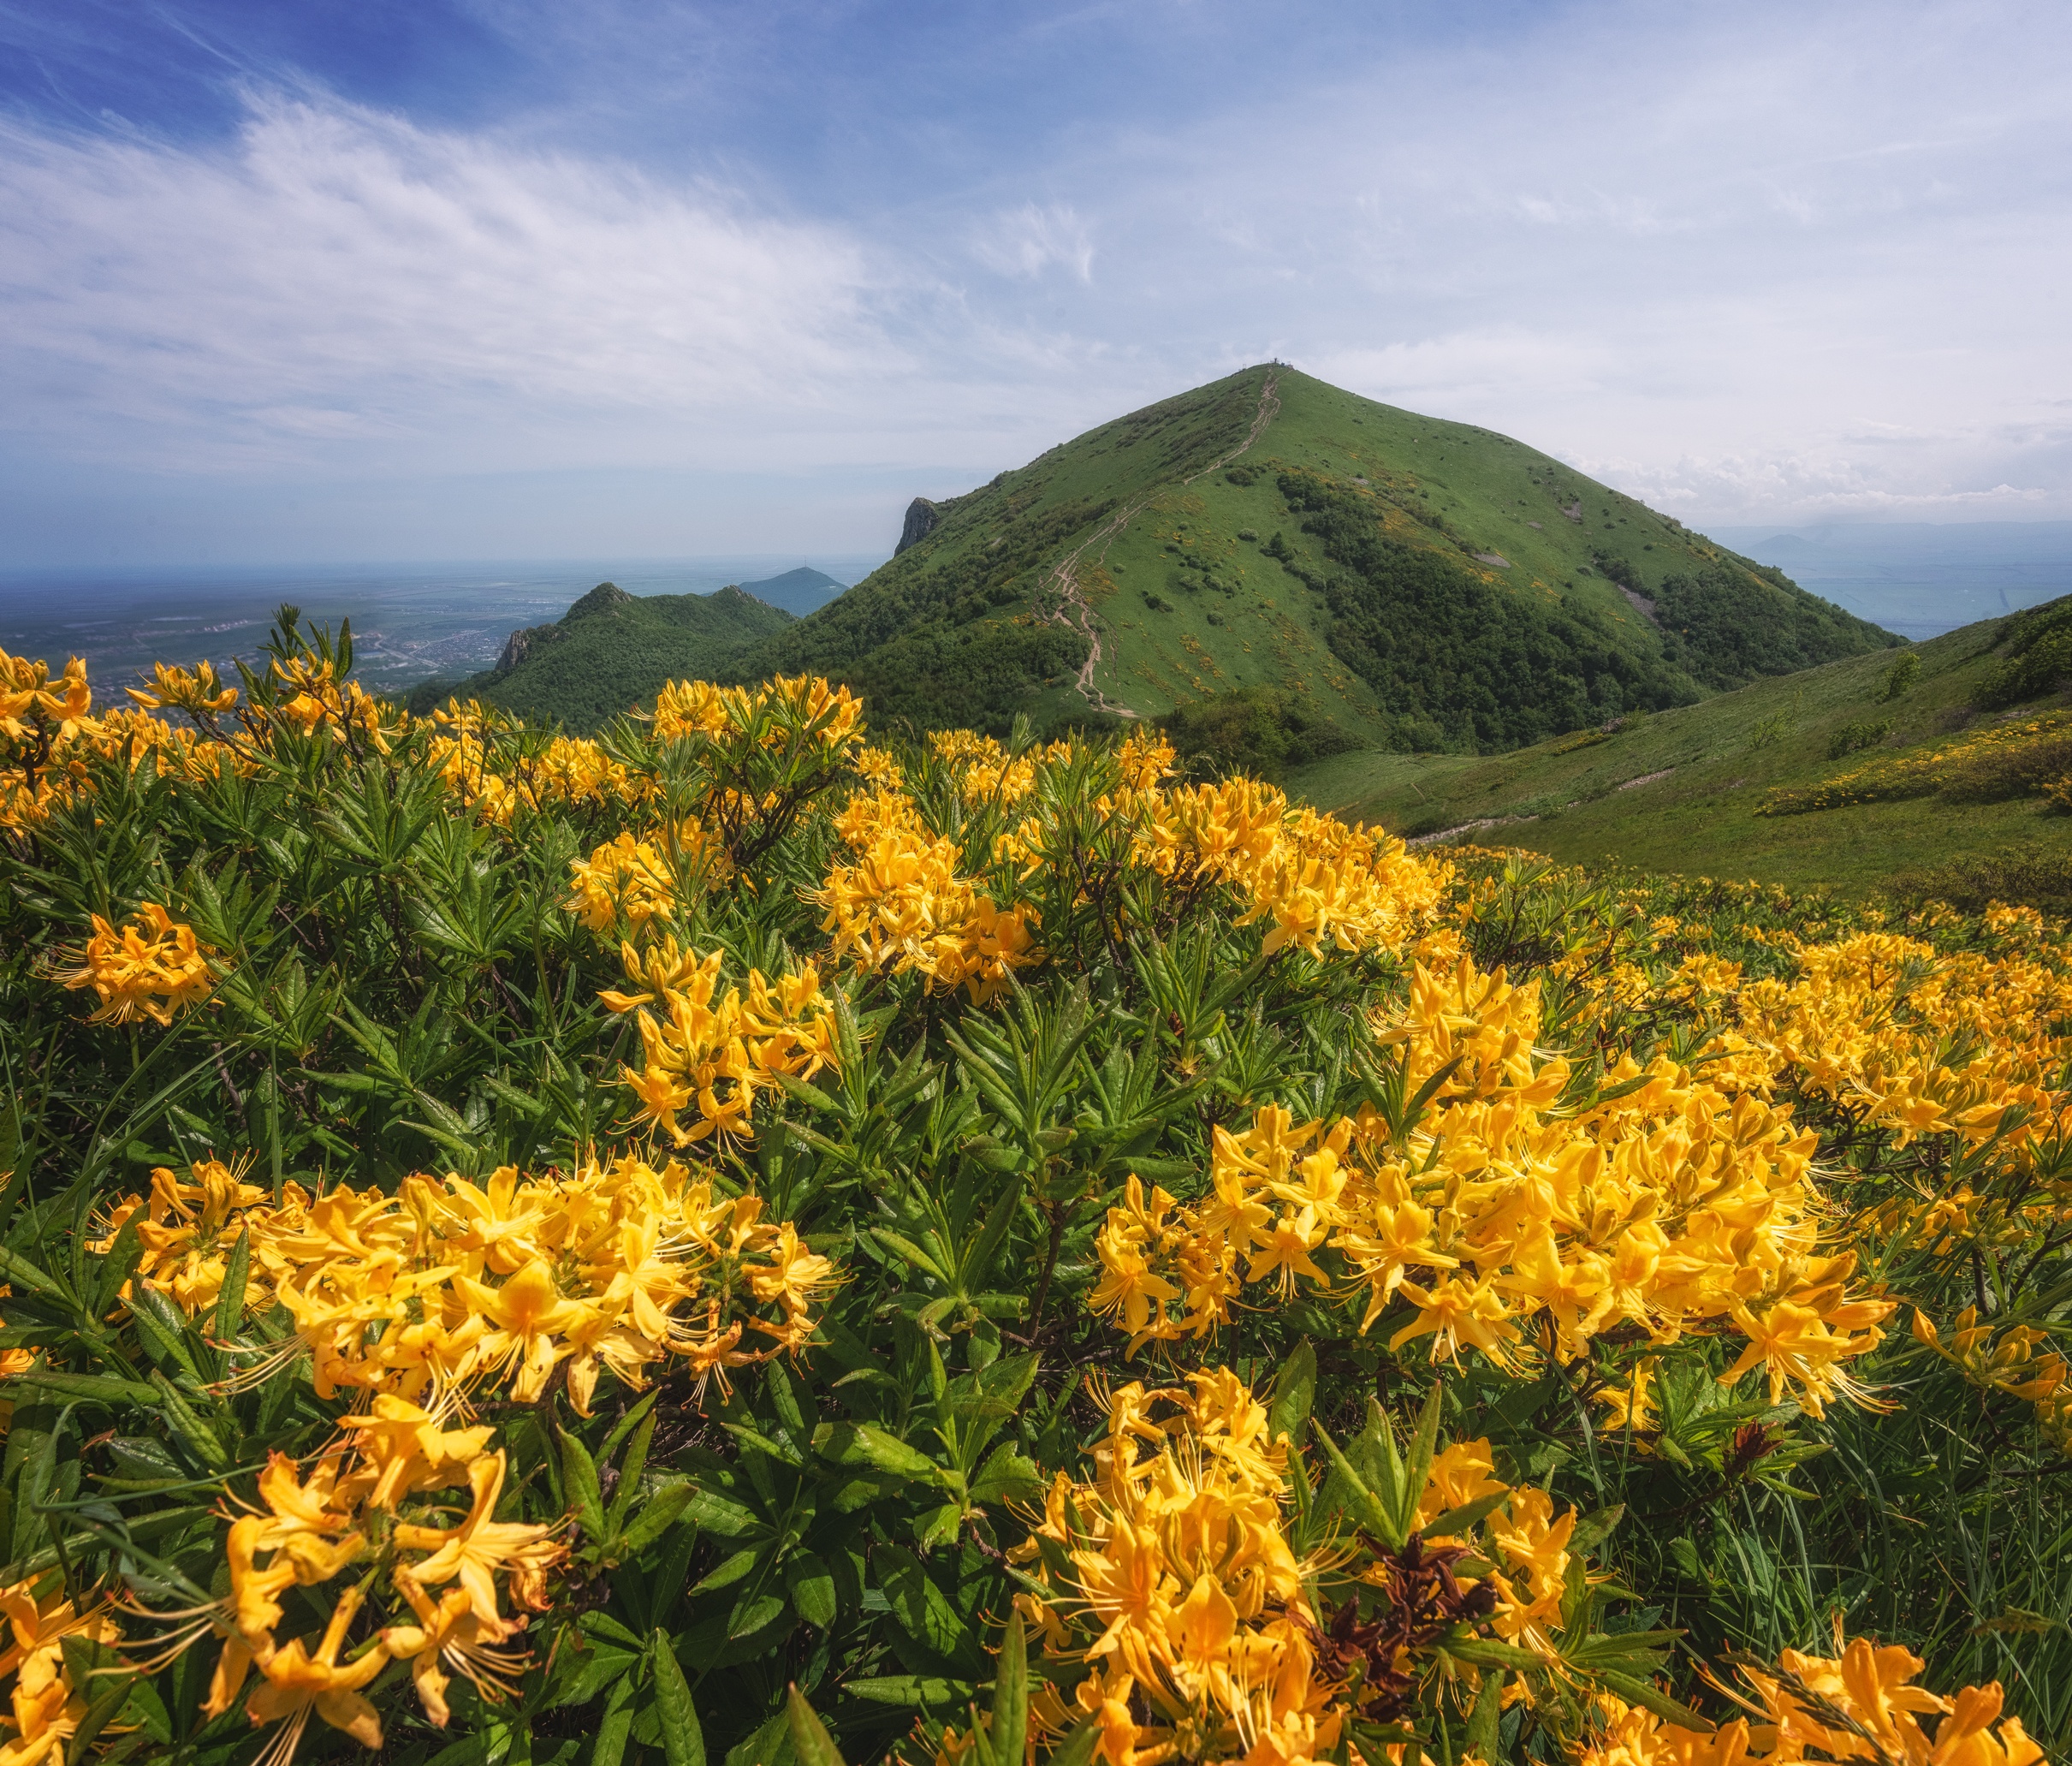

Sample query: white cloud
[0,94,909,471]
[4,0,2072,558]
[970,202,1096,282]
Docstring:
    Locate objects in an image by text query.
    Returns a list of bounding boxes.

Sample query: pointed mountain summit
[736,365,1894,749]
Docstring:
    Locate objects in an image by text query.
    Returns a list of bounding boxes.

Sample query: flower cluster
[428,704,651,825]
[55,903,217,1027]
[565,827,721,937]
[127,659,240,720]
[1913,1307,2072,1454]
[1004,1371,1338,1766]
[1584,1632,2041,1766]
[0,1575,121,1766]
[143,1401,563,1758]
[601,938,840,1143]
[1136,778,1445,956]
[263,655,398,754]
[928,729,1039,806]
[1731,932,2072,1157]
[1094,957,1897,1416]
[96,1156,270,1316]
[96,1151,838,1414]
[815,789,1042,1002]
[979,1371,1575,1766]
[650,672,863,752]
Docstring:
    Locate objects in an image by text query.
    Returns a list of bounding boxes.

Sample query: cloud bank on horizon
[2,0,2069,562]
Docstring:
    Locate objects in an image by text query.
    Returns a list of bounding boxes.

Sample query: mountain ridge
[727,364,1892,746]
[430,366,1895,740]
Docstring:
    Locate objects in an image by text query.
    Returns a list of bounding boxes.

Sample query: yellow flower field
[0,609,2068,1765]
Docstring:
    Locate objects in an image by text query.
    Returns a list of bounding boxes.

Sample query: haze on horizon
[3,0,2069,567]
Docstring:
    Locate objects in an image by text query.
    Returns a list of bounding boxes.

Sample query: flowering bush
[0,615,2068,1764]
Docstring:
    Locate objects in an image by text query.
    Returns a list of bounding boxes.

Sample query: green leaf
[787,1687,847,1766]
[968,1445,1042,1506]
[1591,1668,1712,1733]
[1309,1418,1398,1548]
[613,1481,697,1561]
[683,1487,759,1537]
[0,1245,68,1302]
[1465,1668,1499,1764]
[726,1713,795,1766]
[10,1371,157,1408]
[1268,1341,1317,1452]
[211,1228,251,1345]
[93,1219,144,1321]
[1566,1504,1627,1557]
[989,1612,1029,1766]
[1046,1719,1102,1766]
[842,1677,969,1708]
[591,1677,637,1766]
[877,1544,979,1672]
[1399,1386,1443,1538]
[126,1284,200,1382]
[650,1630,706,1766]
[1444,1637,1545,1671]
[693,1548,762,1595]
[810,1422,943,1484]
[559,1427,607,1543]
[785,1553,838,1630]
[727,1591,787,1642]
[1421,1491,1510,1539]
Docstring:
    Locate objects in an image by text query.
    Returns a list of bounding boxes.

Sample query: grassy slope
[423,585,794,731]
[1290,605,2072,895]
[739,365,1891,740]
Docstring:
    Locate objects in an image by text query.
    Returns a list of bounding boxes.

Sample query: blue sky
[3,0,2069,563]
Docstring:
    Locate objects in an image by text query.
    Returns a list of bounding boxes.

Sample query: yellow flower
[55,903,216,1026]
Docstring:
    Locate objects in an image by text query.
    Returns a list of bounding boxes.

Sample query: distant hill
[407,581,792,728]
[736,566,848,616]
[1291,594,2072,908]
[731,365,1895,746]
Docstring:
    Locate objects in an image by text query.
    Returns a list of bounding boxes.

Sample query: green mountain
[737,566,848,615]
[408,581,793,728]
[1289,595,2072,908]
[732,364,1896,745]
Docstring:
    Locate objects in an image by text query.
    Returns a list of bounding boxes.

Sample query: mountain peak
[732,363,1893,747]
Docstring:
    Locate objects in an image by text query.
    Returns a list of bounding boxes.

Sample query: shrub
[1938,727,2072,801]
[1882,650,1921,700]
[1976,597,2072,709]
[1827,717,1892,759]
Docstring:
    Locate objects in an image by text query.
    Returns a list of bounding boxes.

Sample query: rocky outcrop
[895,498,940,556]
[496,625,548,675]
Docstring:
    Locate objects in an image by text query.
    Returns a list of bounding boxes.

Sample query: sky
[3,0,2069,565]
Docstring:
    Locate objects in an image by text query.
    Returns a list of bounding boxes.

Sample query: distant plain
[0,556,874,699]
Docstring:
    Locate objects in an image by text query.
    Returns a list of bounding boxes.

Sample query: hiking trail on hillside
[1041,367,1282,719]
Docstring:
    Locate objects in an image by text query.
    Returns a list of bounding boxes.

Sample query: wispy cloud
[0,93,901,470]
[970,203,1095,282]
[2,0,2071,561]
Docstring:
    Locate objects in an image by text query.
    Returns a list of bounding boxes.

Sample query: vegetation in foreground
[1297,596,2072,909]
[0,620,2068,1766]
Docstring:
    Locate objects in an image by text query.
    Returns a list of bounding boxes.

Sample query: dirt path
[1407,814,1537,849]
[1042,367,1282,718]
